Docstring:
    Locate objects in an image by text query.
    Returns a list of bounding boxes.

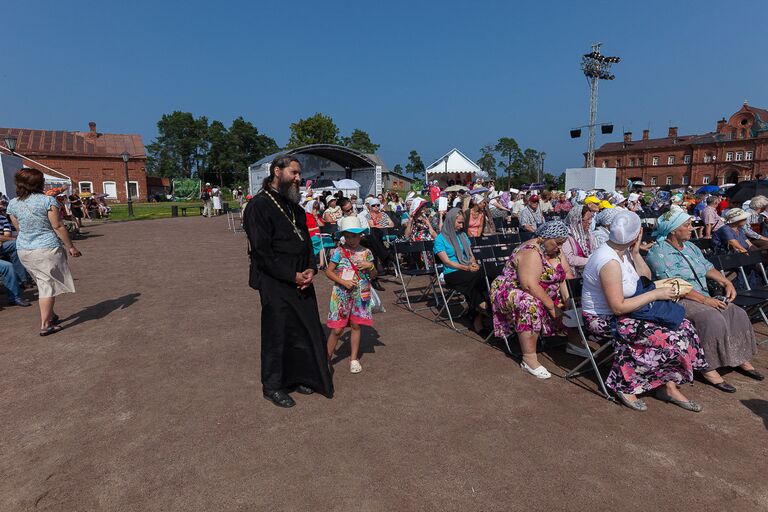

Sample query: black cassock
[243,189,334,398]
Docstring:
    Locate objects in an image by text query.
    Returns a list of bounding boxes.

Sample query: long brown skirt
[681,299,757,368]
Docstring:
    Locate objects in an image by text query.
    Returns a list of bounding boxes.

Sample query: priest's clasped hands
[294,269,315,290]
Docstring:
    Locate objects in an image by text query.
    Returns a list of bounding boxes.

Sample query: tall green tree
[477,144,498,180]
[494,137,522,190]
[392,164,403,174]
[286,113,339,148]
[227,117,279,183]
[405,150,425,181]
[340,128,380,154]
[147,111,209,178]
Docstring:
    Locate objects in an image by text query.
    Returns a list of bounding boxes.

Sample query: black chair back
[493,244,516,260]
[566,277,584,306]
[472,245,496,262]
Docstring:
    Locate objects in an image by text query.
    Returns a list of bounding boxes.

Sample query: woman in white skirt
[7,168,82,336]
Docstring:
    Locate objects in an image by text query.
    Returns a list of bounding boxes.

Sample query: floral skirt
[491,286,566,338]
[582,313,708,395]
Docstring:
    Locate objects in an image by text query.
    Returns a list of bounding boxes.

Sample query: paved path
[1,216,767,511]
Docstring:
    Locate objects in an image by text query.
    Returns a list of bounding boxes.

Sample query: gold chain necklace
[264,189,304,242]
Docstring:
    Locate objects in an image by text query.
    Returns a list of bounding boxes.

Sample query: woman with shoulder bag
[646,208,762,392]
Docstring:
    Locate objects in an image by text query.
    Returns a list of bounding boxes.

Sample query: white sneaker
[566,343,592,358]
[350,360,362,374]
[521,361,551,379]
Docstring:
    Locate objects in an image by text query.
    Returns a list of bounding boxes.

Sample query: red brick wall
[20,155,148,202]
[595,136,768,188]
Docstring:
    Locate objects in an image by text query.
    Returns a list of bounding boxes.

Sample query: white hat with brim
[725,208,749,224]
[338,216,369,235]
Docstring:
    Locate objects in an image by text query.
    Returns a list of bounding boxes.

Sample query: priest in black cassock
[243,155,334,407]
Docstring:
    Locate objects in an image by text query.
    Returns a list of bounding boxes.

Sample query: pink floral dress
[490,241,567,338]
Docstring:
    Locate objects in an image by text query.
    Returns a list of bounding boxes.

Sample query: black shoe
[736,367,765,381]
[709,380,737,393]
[371,280,385,292]
[11,298,31,307]
[295,385,314,395]
[263,390,295,408]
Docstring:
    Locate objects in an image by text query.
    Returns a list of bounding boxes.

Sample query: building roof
[596,103,768,154]
[425,148,487,178]
[0,123,146,159]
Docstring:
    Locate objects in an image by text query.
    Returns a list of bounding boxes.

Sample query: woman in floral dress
[491,221,575,379]
[581,210,708,412]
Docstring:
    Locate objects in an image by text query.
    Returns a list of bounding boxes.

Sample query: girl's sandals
[39,325,63,337]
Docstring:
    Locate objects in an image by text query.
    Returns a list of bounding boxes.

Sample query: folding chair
[519,230,536,243]
[477,248,514,354]
[393,240,437,311]
[497,233,518,246]
[432,262,469,332]
[711,252,768,326]
[564,278,614,401]
[691,238,714,257]
[318,224,339,267]
[473,234,500,248]
[226,207,243,232]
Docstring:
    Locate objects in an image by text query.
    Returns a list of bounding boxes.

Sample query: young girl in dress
[325,216,377,373]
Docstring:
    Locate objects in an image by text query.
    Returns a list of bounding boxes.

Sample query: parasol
[725,180,768,204]
[695,185,721,194]
[470,187,489,195]
[444,184,468,192]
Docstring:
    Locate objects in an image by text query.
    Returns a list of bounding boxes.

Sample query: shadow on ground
[62,293,141,329]
[742,399,768,430]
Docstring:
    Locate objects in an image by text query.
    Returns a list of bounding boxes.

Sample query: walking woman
[7,168,82,336]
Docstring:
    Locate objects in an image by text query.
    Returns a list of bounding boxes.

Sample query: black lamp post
[121,151,134,217]
[4,135,17,154]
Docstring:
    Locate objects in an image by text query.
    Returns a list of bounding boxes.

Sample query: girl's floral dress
[327,246,375,329]
[582,313,708,395]
[491,241,567,338]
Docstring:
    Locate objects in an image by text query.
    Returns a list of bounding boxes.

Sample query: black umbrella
[725,180,768,204]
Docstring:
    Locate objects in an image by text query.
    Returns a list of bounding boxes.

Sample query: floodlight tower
[581,43,620,167]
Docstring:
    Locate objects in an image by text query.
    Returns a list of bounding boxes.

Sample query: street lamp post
[539,152,546,183]
[121,151,134,217]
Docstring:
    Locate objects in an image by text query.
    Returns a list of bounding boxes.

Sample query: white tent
[425,148,488,185]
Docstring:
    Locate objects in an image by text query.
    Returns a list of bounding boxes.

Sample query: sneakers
[521,361,551,379]
[350,360,362,374]
[565,343,592,358]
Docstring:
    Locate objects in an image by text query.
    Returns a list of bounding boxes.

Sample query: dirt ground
[1,215,767,512]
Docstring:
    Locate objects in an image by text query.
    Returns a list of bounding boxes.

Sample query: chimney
[668,126,678,138]
[623,132,632,143]
[716,118,727,132]
[642,129,649,141]
[87,121,97,138]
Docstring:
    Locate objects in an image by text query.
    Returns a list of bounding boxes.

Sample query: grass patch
[107,202,204,221]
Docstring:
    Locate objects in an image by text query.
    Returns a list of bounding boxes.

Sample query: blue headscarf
[652,206,691,242]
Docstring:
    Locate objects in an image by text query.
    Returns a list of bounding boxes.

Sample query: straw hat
[724,208,749,224]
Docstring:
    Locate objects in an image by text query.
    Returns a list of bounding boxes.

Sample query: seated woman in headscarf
[553,192,572,214]
[562,205,596,276]
[433,208,488,333]
[464,195,490,237]
[581,210,707,412]
[491,221,577,379]
[592,207,620,249]
[646,208,763,392]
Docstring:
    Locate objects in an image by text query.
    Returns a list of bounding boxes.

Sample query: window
[638,158,644,166]
[666,176,673,185]
[735,151,743,161]
[79,181,93,194]
[683,154,691,164]
[652,156,659,166]
[682,176,689,185]
[127,181,140,199]
[746,151,754,160]
[703,154,712,163]
[615,159,621,168]
[703,175,710,185]
[103,181,117,198]
[650,176,657,185]
[725,152,733,161]
[602,160,608,168]
[629,158,635,167]
[667,155,675,165]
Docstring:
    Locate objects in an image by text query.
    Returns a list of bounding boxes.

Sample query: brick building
[592,103,768,189]
[0,122,147,202]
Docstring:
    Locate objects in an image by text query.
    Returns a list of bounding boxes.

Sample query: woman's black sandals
[39,325,63,337]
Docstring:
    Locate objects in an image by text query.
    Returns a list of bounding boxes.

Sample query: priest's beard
[276,178,300,204]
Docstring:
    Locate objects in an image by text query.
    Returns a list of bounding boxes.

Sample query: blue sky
[4,0,766,174]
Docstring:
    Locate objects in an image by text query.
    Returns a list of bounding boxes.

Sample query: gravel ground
[1,215,767,511]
